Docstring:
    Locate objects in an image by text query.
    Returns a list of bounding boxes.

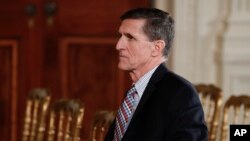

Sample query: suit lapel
[123,63,168,137]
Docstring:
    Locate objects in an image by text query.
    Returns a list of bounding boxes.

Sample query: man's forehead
[119,19,146,32]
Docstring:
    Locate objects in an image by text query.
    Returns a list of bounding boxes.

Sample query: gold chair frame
[220,95,250,141]
[89,110,115,141]
[195,84,223,141]
[22,88,51,141]
[47,99,84,141]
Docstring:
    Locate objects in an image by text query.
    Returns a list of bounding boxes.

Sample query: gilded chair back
[220,95,250,141]
[22,88,51,141]
[47,99,84,141]
[89,110,115,141]
[195,84,223,141]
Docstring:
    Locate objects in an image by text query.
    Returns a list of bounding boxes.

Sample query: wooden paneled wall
[0,0,150,140]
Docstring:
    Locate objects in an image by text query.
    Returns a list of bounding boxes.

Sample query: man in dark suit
[105,8,208,141]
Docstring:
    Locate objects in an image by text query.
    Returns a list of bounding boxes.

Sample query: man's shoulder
[158,68,194,88]
[149,63,196,94]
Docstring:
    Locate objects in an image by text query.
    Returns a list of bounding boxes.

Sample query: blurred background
[0,0,249,141]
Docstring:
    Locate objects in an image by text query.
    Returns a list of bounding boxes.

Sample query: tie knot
[127,85,137,98]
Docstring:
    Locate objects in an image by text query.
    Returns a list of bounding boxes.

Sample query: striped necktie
[113,86,137,141]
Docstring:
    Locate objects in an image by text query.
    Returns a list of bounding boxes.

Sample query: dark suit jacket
[105,64,208,141]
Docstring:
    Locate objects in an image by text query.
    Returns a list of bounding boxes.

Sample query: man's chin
[118,63,129,71]
[118,64,125,70]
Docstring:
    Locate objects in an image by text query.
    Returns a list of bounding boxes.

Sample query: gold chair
[195,84,223,141]
[22,88,51,141]
[47,99,84,141]
[220,95,250,141]
[89,110,115,141]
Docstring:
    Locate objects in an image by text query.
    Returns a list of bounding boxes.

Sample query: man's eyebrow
[124,33,134,39]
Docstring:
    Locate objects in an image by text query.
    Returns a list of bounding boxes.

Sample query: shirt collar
[134,65,159,98]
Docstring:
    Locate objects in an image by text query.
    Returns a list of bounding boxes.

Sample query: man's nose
[116,37,124,50]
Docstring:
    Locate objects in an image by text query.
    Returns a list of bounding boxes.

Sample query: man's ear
[152,40,165,57]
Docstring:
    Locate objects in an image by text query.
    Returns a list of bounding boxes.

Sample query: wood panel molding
[0,39,18,141]
[59,37,130,139]
[59,37,117,94]
[58,37,128,105]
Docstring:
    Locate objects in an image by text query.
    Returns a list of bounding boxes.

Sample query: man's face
[116,19,154,72]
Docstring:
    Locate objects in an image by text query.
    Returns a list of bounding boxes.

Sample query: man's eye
[126,34,134,40]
